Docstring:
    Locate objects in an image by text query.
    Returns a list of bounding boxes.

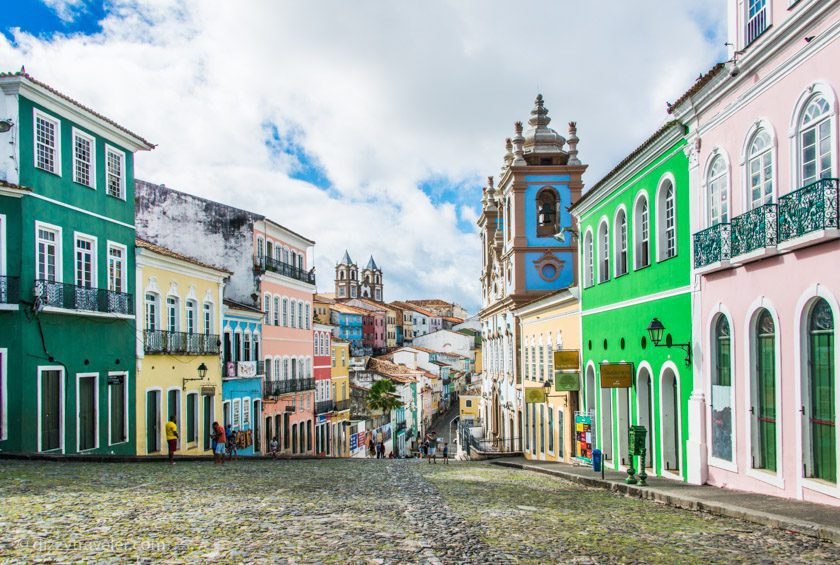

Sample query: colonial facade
[478,95,586,452]
[135,239,227,457]
[671,0,840,502]
[572,122,693,480]
[515,288,580,464]
[335,251,383,302]
[0,71,153,455]
[330,337,351,456]
[314,322,333,456]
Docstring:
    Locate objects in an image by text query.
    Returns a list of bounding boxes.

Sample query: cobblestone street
[1,459,839,563]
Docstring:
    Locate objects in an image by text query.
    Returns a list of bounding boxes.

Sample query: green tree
[367,379,403,413]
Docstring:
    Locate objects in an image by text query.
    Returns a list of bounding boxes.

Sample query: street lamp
[182,362,209,389]
[0,119,13,133]
[646,318,691,366]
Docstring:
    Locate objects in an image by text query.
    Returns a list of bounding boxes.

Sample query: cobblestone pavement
[1,459,839,564]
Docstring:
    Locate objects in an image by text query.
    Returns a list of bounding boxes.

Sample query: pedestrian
[443,442,449,464]
[165,416,178,465]
[211,421,226,465]
[226,426,238,461]
[270,437,279,458]
[427,438,436,464]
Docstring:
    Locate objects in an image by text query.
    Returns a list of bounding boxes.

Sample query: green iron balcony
[35,280,133,315]
[0,275,20,304]
[731,203,777,258]
[693,223,731,269]
[778,178,839,244]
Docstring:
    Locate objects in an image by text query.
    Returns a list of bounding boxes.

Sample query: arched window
[747,129,774,209]
[314,334,319,355]
[273,296,280,326]
[265,357,272,381]
[266,240,273,260]
[263,293,271,325]
[615,209,628,276]
[752,309,777,472]
[799,96,833,185]
[536,188,560,238]
[805,299,835,482]
[282,298,289,326]
[340,270,345,280]
[707,155,729,226]
[597,221,609,283]
[657,180,676,260]
[291,358,297,379]
[144,292,159,331]
[711,315,733,461]
[583,230,594,287]
[633,195,650,269]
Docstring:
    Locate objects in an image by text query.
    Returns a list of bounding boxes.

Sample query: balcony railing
[395,421,407,433]
[731,203,777,257]
[693,223,731,268]
[316,400,334,414]
[144,330,221,355]
[745,6,767,47]
[35,280,133,315]
[333,399,351,412]
[224,360,265,378]
[263,377,315,398]
[0,275,20,304]
[254,256,316,285]
[778,178,839,243]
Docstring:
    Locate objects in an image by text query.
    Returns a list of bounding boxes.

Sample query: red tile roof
[667,63,726,115]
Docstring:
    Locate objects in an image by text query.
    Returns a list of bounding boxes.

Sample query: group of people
[367,437,394,459]
[164,416,240,465]
[421,432,448,464]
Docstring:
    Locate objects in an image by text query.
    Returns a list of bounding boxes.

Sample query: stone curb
[490,460,840,545]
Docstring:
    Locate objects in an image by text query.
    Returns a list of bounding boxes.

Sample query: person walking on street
[270,437,279,458]
[211,422,226,465]
[165,416,178,465]
[443,442,449,464]
[428,437,437,464]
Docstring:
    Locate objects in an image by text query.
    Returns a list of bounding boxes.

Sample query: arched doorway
[803,299,836,483]
[636,368,654,469]
[660,367,680,473]
[751,309,777,472]
[585,365,596,414]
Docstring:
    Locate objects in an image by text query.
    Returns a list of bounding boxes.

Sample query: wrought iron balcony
[395,421,407,433]
[263,377,316,398]
[254,255,316,285]
[35,280,133,315]
[144,330,221,355]
[224,360,265,378]
[693,223,731,268]
[0,275,20,304]
[778,178,839,243]
[333,399,351,412]
[731,203,777,257]
[316,400,334,414]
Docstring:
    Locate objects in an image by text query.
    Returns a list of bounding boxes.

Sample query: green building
[0,71,153,455]
[572,122,692,481]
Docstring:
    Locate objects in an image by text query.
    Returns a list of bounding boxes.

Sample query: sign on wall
[575,412,592,463]
[553,350,580,371]
[524,387,547,403]
[554,371,580,391]
[237,361,257,377]
[599,362,634,388]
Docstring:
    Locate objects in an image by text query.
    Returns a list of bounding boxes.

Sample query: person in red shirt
[211,422,226,465]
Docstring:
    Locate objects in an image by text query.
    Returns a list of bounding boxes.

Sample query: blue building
[221,300,264,456]
[330,304,363,355]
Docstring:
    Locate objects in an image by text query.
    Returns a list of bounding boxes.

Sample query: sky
[0,0,726,314]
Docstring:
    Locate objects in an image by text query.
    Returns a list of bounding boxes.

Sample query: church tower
[335,250,359,299]
[361,256,383,302]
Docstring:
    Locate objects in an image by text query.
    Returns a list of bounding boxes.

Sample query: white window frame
[597,219,610,283]
[232,398,241,429]
[203,301,213,334]
[106,242,127,294]
[145,292,159,331]
[166,295,180,333]
[705,152,730,227]
[633,191,651,270]
[105,144,126,200]
[613,206,628,277]
[33,108,61,176]
[71,127,96,189]
[743,0,770,48]
[656,175,677,261]
[73,232,98,289]
[583,227,594,288]
[186,299,198,334]
[37,365,66,453]
[35,221,62,283]
[107,371,129,446]
[741,122,776,210]
[242,396,251,427]
[76,372,99,452]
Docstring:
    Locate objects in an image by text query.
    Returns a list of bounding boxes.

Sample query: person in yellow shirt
[165,416,178,465]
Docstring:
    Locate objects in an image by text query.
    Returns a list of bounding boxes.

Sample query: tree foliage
[366,379,403,413]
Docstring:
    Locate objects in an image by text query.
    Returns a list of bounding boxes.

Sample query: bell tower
[335,250,359,299]
[362,256,383,302]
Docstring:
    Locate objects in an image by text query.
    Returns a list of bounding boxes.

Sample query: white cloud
[2,0,725,312]
[41,0,88,23]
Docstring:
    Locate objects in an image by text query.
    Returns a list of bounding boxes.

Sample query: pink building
[257,220,316,456]
[313,323,333,456]
[672,0,840,503]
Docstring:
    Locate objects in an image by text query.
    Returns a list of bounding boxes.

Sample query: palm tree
[367,379,403,413]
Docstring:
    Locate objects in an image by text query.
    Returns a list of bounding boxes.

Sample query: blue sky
[0,1,726,313]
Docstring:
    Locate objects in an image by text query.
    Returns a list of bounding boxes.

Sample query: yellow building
[515,288,580,464]
[459,389,480,424]
[314,293,335,325]
[330,337,351,456]
[135,239,229,457]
